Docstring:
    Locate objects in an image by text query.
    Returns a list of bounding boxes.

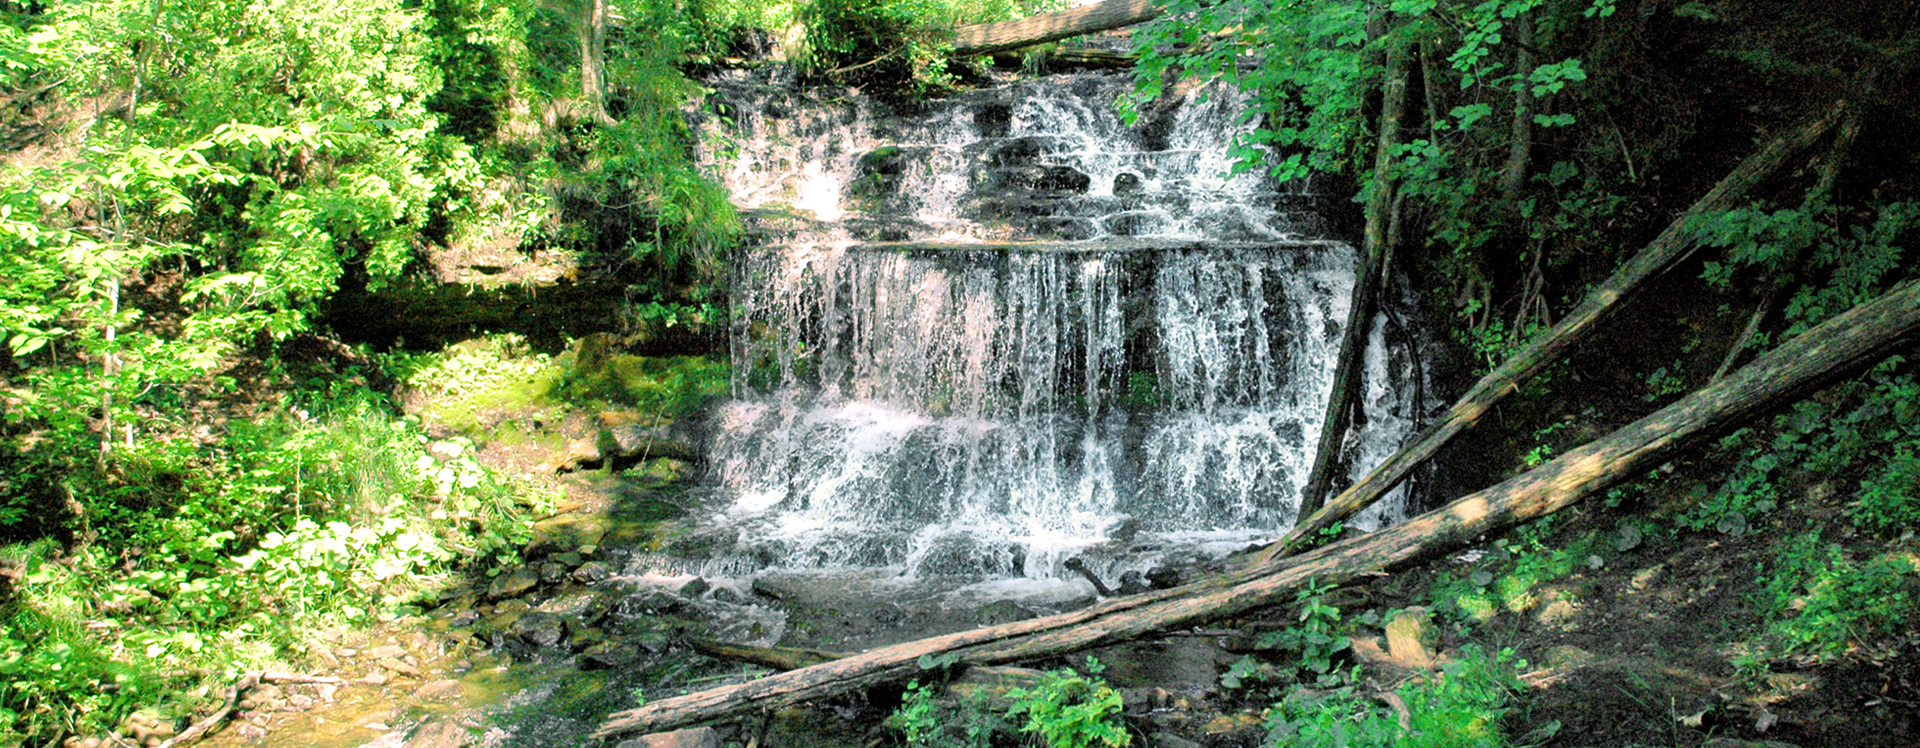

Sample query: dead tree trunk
[1256,100,1849,564]
[949,0,1162,57]
[1300,39,1410,518]
[595,278,1920,741]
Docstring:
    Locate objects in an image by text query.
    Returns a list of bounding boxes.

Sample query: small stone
[616,727,718,748]
[488,566,541,599]
[1384,607,1434,668]
[675,577,710,597]
[317,683,339,702]
[578,642,638,671]
[495,599,531,614]
[415,679,465,703]
[369,644,409,660]
[404,721,474,748]
[449,609,481,627]
[287,694,314,710]
[360,672,388,685]
[633,632,672,654]
[379,658,422,677]
[552,552,585,568]
[1149,732,1203,748]
[540,562,570,584]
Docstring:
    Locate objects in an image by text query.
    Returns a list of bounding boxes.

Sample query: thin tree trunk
[1497,14,1534,203]
[949,0,1162,57]
[595,278,1920,741]
[1254,100,1848,565]
[1300,39,1410,518]
[581,0,610,124]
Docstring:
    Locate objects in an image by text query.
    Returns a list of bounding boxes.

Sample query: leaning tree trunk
[1255,99,1850,564]
[949,0,1163,57]
[1300,39,1410,518]
[595,278,1920,741]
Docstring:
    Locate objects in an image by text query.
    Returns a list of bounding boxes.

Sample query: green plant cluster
[1675,359,1920,536]
[888,657,1130,748]
[1756,532,1919,658]
[1263,645,1525,748]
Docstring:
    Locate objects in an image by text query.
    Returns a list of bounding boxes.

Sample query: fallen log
[686,639,847,670]
[1258,99,1851,563]
[950,0,1162,57]
[594,278,1920,740]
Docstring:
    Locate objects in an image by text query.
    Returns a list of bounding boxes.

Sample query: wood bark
[1300,40,1410,517]
[1255,100,1849,564]
[581,0,610,124]
[1497,14,1535,203]
[949,0,1162,57]
[595,278,1920,740]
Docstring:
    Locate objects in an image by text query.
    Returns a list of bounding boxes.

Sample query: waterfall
[693,70,1421,581]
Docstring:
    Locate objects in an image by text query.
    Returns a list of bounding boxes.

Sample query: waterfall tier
[692,70,1420,581]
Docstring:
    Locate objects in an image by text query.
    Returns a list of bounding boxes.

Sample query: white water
[694,71,1421,581]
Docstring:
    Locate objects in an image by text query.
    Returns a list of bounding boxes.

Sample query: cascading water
[691,69,1422,584]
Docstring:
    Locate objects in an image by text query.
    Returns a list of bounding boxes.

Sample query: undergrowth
[0,374,550,744]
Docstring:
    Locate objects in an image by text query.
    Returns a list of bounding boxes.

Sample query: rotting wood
[1256,99,1850,564]
[950,0,1161,57]
[595,277,1920,740]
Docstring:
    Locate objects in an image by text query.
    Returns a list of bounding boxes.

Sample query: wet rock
[598,411,700,462]
[975,600,1037,626]
[487,566,541,599]
[572,561,613,583]
[579,641,640,671]
[675,577,711,597]
[552,551,586,568]
[1114,172,1143,195]
[449,609,481,627]
[1149,732,1203,748]
[511,612,568,648]
[495,599,531,614]
[569,626,609,652]
[749,577,793,601]
[287,693,315,710]
[403,721,474,748]
[539,562,571,584]
[537,589,598,617]
[369,644,409,660]
[526,514,610,558]
[616,726,718,748]
[633,632,673,654]
[628,590,684,615]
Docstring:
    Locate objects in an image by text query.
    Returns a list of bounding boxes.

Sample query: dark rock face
[698,69,1332,246]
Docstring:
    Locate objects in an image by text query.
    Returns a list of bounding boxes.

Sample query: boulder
[525,514,609,558]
